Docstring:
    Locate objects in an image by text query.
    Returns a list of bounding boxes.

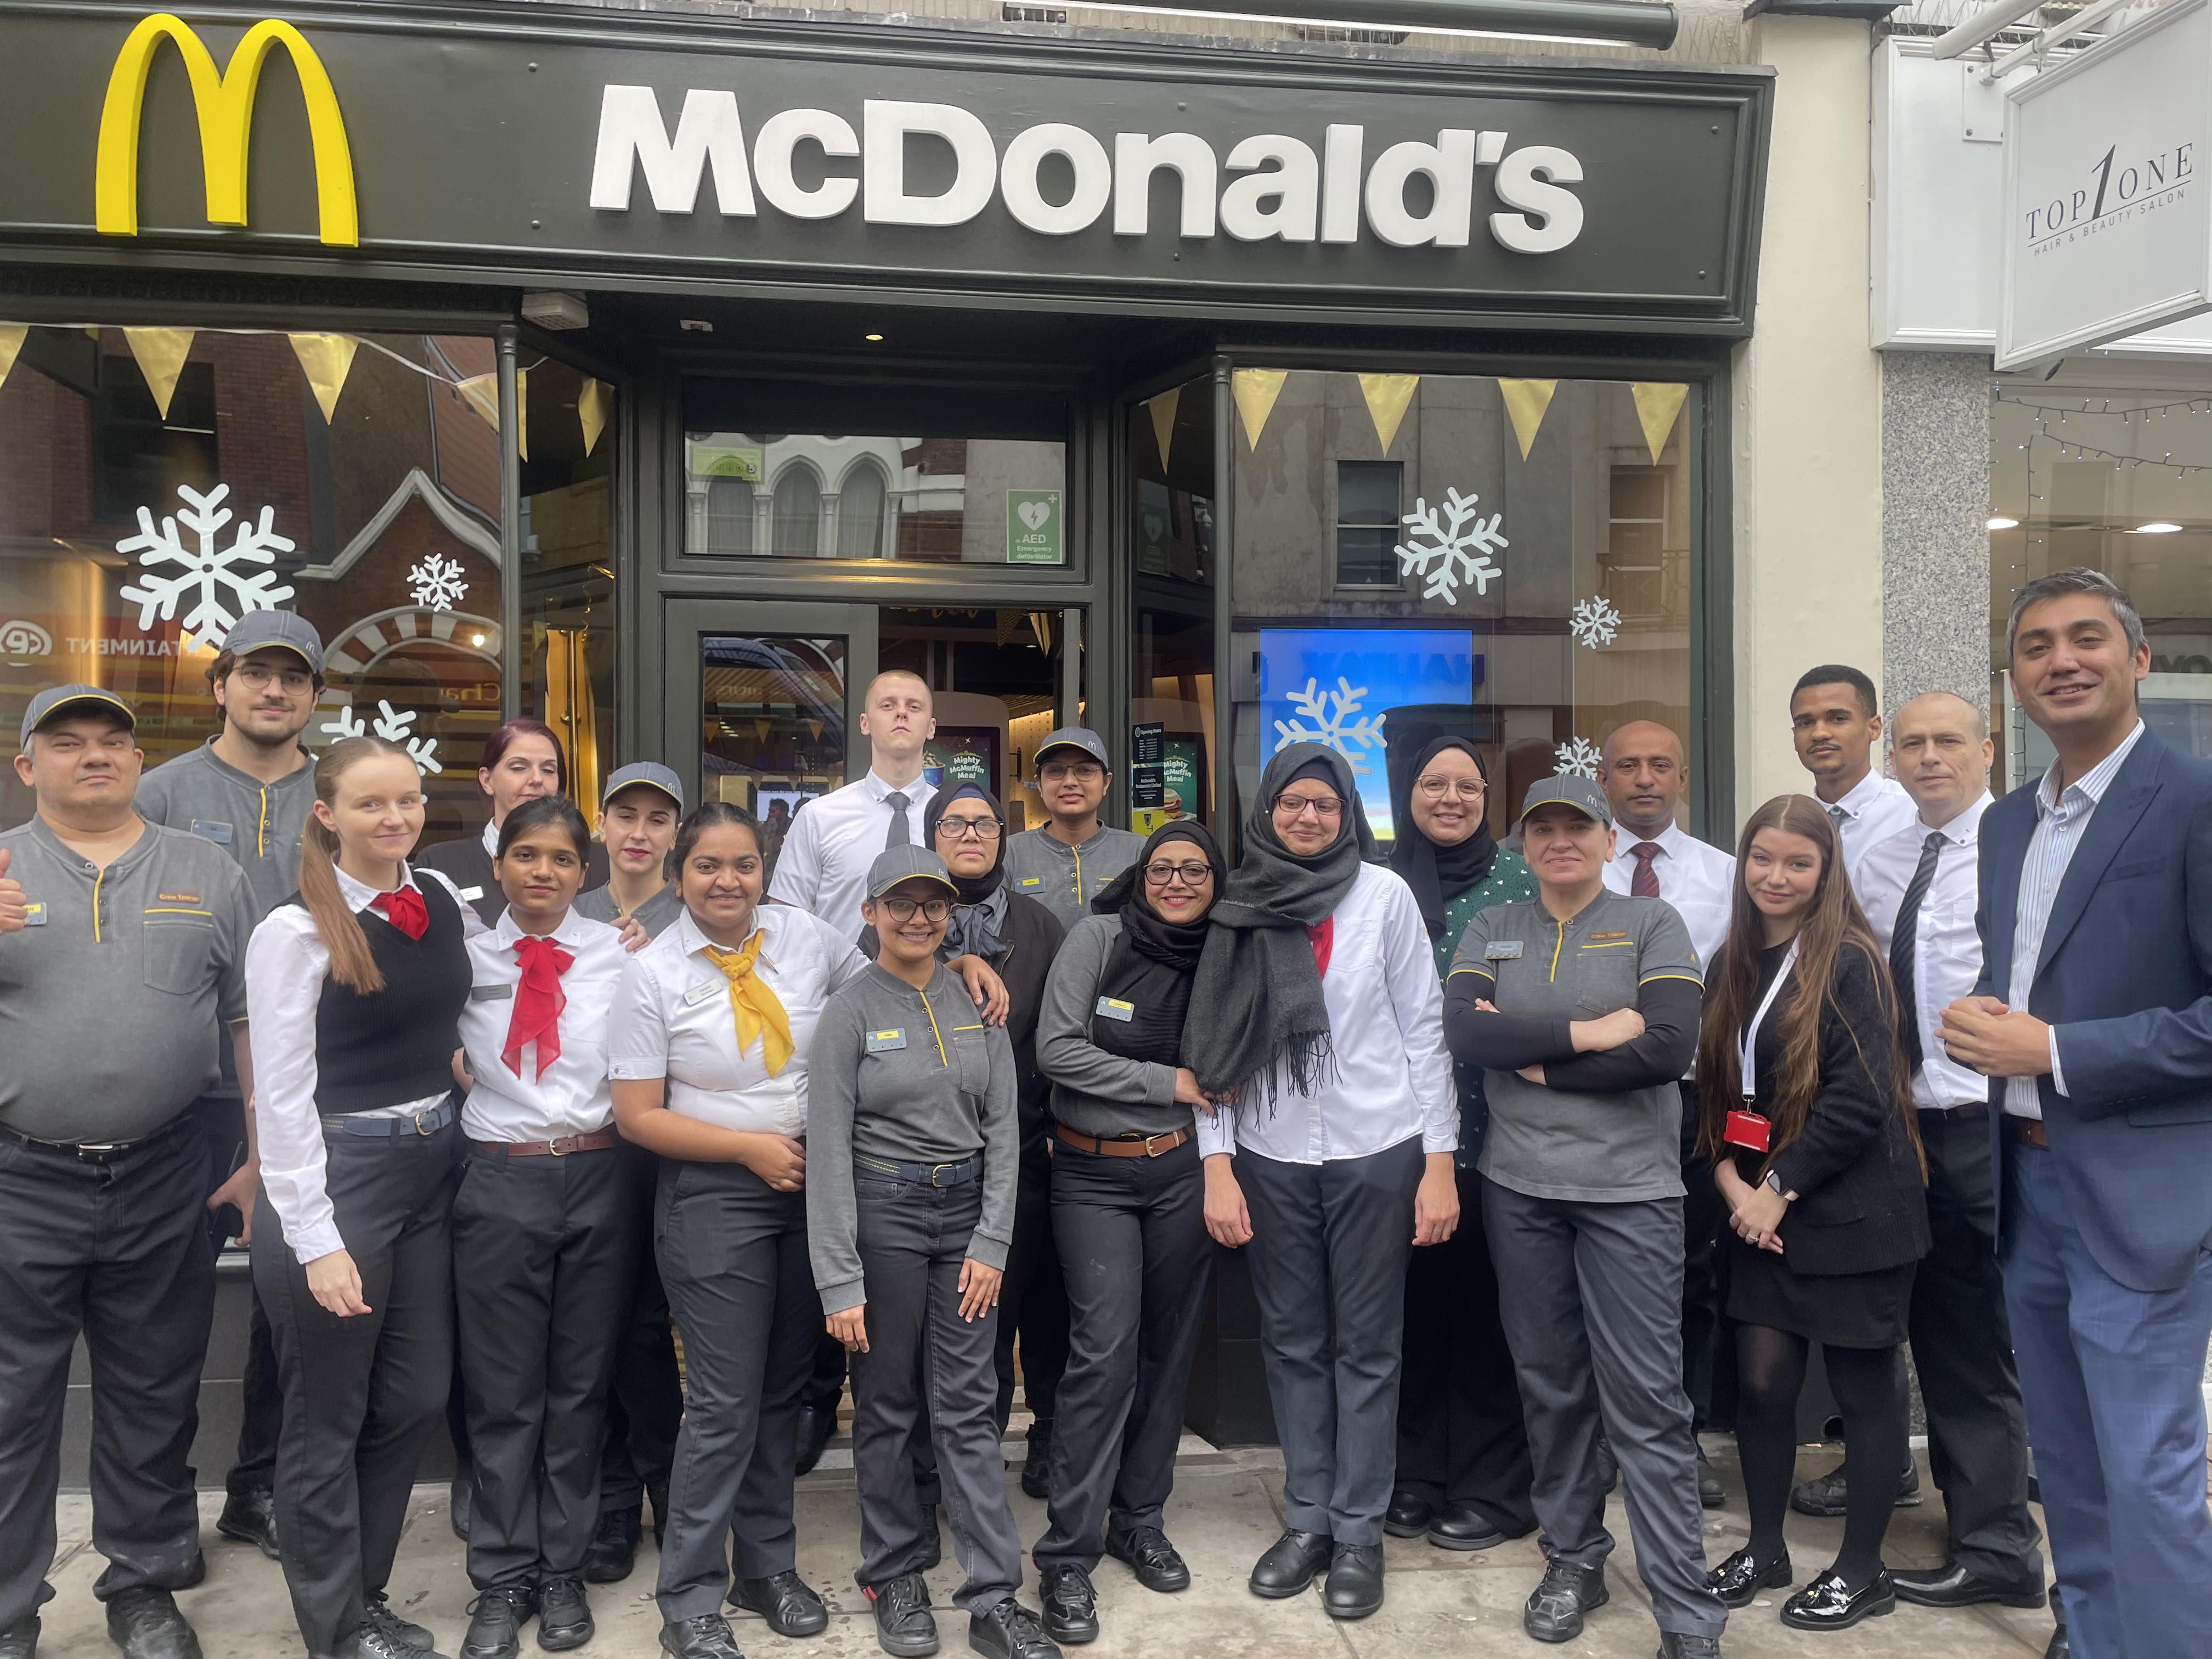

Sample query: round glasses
[1271,793,1345,820]
[1142,860,1214,887]
[934,816,1003,841]
[230,663,314,692]
[1414,776,1486,802]
[879,896,951,922]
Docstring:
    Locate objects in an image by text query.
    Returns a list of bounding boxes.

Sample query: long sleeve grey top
[806,961,1019,1314]
[1035,915,1194,1141]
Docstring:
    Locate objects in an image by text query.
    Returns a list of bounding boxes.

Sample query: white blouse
[457,908,628,1143]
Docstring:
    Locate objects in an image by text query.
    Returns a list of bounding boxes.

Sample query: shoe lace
[1127,1526,1175,1566]
[992,1602,1048,1644]
[670,1614,741,1659]
[354,1628,413,1659]
[467,1585,535,1623]
[540,1576,584,1609]
[1043,1566,1090,1602]
[879,1576,929,1621]
[1536,1561,1587,1599]
[360,1600,414,1640]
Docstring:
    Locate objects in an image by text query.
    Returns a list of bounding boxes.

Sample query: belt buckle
[931,1162,953,1187]
[1143,1134,1164,1158]
[413,1108,435,1137]
[549,1136,568,1156]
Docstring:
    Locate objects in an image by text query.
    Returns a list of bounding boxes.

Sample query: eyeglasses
[1143,860,1214,887]
[1415,776,1485,802]
[230,664,314,693]
[880,896,951,922]
[1271,793,1345,820]
[934,816,1003,841]
[1039,761,1105,783]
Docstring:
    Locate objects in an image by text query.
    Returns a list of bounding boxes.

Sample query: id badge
[1723,1109,1771,1153]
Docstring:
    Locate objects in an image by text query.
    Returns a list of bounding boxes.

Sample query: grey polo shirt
[1002,823,1145,934]
[136,738,316,920]
[0,816,254,1143]
[575,882,683,940]
[1449,888,1702,1204]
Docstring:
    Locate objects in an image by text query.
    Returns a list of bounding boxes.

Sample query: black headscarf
[1388,736,1499,939]
[919,783,1009,958]
[1087,820,1224,1066]
[1183,743,1375,1101]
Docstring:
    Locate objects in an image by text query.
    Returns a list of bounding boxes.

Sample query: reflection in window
[706,477,755,555]
[1336,461,1402,587]
[1604,468,1669,618]
[837,461,888,559]
[771,467,822,557]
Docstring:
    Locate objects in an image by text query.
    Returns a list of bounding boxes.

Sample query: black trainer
[794,1406,838,1479]
[1037,1566,1097,1646]
[966,1601,1059,1659]
[1695,1446,1725,1511]
[1019,1429,1052,1502]
[104,1590,201,1659]
[1104,1523,1189,1593]
[1523,1560,1609,1644]
[656,1614,743,1659]
[1790,1456,1920,1518]
[582,1506,640,1584]
[0,1616,38,1659]
[343,1624,449,1659]
[460,1585,536,1659]
[216,1486,281,1560]
[868,1573,938,1659]
[535,1578,592,1652]
[730,1572,828,1638]
[362,1596,436,1654]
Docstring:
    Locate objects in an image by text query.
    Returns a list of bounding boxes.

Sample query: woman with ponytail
[246,736,485,1659]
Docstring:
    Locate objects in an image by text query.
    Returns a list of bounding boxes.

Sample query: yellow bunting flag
[1497,379,1558,461]
[458,369,528,461]
[123,327,195,420]
[0,325,25,394]
[1357,373,1420,454]
[578,377,611,456]
[1231,368,1289,452]
[288,332,358,425]
[1632,383,1689,465]
[1147,386,1180,469]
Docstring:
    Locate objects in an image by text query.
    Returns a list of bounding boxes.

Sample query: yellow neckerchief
[702,931,794,1077]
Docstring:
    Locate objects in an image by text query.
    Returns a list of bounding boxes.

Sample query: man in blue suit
[1940,567,2212,1659]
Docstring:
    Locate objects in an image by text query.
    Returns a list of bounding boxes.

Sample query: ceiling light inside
[2132,522,2183,534]
[865,332,885,342]
[1987,515,2019,530]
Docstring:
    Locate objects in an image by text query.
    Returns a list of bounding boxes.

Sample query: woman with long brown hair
[1694,794,1929,1633]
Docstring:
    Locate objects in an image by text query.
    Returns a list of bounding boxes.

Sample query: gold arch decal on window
[95,12,359,248]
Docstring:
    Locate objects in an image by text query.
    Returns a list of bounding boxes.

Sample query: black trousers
[995,1135,1070,1438]
[1032,1138,1211,1572]
[454,1144,640,1589]
[1909,1106,2044,1585]
[652,1161,815,1622]
[1677,1082,1724,1428]
[1239,1137,1426,1547]
[0,1119,215,1630]
[595,1143,680,1517]
[252,1118,461,1657]
[1393,1165,1537,1533]
[188,1090,286,1500]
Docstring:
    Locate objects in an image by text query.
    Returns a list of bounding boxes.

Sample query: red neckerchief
[369,885,428,941]
[503,934,574,1079]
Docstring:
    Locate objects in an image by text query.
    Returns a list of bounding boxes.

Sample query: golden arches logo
[95,13,357,247]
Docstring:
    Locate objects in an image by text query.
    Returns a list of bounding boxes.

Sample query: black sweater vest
[283,876,471,1115]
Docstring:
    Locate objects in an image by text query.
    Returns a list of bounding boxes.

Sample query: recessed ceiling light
[1987,515,2019,530]
[2132,521,2183,533]
[865,332,885,342]
[471,633,487,646]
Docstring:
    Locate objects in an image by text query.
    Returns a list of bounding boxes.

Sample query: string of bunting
[1223,366,1688,464]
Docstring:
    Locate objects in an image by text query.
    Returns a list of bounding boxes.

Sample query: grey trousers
[1482,1177,1725,1640]
[652,1161,815,1622]
[1238,1137,1425,1547]
[850,1176,1023,1615]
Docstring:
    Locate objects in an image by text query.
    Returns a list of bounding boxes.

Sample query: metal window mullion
[497,324,522,723]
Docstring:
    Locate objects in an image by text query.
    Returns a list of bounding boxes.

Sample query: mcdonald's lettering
[94,12,358,247]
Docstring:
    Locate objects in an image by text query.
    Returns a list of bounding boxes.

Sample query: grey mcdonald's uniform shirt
[0,815,255,1143]
[805,961,1020,1316]
[1002,823,1145,934]
[1449,888,1703,1204]
[575,882,683,940]
[1034,914,1194,1143]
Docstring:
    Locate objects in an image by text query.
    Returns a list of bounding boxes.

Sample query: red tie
[1306,915,1335,979]
[503,935,574,1080]
[1629,842,1663,900]
[370,885,429,941]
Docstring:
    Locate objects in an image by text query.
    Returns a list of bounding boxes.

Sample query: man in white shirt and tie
[1789,665,1916,887]
[1598,720,1735,1508]
[1846,692,2047,1613]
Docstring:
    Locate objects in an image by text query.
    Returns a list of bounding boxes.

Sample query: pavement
[41,1431,2065,1659]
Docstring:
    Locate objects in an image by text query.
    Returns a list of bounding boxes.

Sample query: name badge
[190,819,233,845]
[683,980,723,1007]
[470,983,515,1002]
[1589,930,1629,942]
[1094,996,1135,1022]
[866,1029,907,1053]
[22,902,46,927]
[1485,940,1524,960]
[458,885,485,902]
[1018,877,1041,888]
[159,891,202,905]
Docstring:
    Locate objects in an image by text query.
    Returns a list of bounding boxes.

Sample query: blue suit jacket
[1975,729,2212,1292]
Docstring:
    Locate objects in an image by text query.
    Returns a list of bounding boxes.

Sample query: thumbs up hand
[0,848,26,934]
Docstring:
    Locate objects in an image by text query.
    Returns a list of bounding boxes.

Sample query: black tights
[1734,1325,1906,1588]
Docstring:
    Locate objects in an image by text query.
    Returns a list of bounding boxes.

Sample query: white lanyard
[1738,939,1800,1104]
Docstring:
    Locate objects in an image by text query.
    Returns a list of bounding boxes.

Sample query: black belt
[0,1109,197,1165]
[321,1098,456,1139]
[853,1152,981,1187]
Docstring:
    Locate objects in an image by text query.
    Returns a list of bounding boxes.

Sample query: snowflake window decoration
[407,554,470,612]
[1569,595,1622,650]
[1272,676,1387,777]
[320,700,443,776]
[117,483,296,648]
[1554,736,1602,780]
[1393,487,1507,606]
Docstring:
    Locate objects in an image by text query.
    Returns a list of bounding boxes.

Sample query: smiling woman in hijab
[1189,743,1457,1624]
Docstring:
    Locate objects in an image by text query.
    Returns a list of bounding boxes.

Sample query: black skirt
[1724,1232,1915,1350]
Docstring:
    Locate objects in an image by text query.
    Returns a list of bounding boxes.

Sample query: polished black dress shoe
[1020,1427,1053,1502]
[1383,1488,1435,1539]
[1104,1523,1189,1593]
[732,1572,828,1638]
[449,1481,473,1542]
[0,1616,38,1659]
[536,1578,592,1652]
[868,1573,939,1659]
[794,1406,838,1479]
[1248,1529,1333,1599]
[1037,1566,1097,1646]
[1523,1560,1609,1644]
[1657,1634,1722,1659]
[1891,1561,2046,1609]
[1705,1548,1791,1610]
[1426,1503,1514,1552]
[1595,1435,1620,1494]
[966,1600,1059,1659]
[104,1590,201,1659]
[657,1614,743,1659]
[461,1586,537,1659]
[1790,1456,1919,1518]
[362,1596,436,1653]
[913,1504,944,1573]
[582,1506,641,1585]
[1780,1568,1897,1630]
[216,1486,282,1560]
[1695,1447,1725,1511]
[1322,1544,1384,1621]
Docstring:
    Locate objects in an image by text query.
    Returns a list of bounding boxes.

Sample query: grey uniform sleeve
[1035,919,1178,1112]
[804,992,868,1315]
[967,1020,1021,1272]
[1442,908,1576,1070]
[212,859,253,1026]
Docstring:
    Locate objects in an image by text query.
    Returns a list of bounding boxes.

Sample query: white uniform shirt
[1857,792,1993,1111]
[607,903,867,1135]
[766,771,938,940]
[1821,769,1918,890]
[1601,821,1734,975]
[1195,862,1455,1165]
[458,908,628,1142]
[247,862,484,1265]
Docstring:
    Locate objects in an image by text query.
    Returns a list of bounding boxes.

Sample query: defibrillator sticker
[1094,997,1135,1022]
[867,1029,908,1052]
[190,820,233,845]
[682,980,721,1007]
[1485,940,1524,960]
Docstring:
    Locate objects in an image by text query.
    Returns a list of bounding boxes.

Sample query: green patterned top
[1430,846,1540,1168]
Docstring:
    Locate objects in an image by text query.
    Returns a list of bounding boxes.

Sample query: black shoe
[793,1407,838,1479]
[1020,1427,1052,1502]
[1523,1560,1609,1644]
[1383,1489,1435,1539]
[966,1601,1058,1659]
[450,1481,473,1543]
[0,1617,38,1659]
[461,1585,537,1659]
[1322,1544,1384,1621]
[1657,1635,1722,1659]
[1695,1447,1725,1511]
[343,1627,450,1659]
[731,1573,827,1638]
[582,1506,641,1585]
[1248,1529,1332,1599]
[1037,1567,1097,1646]
[1595,1434,1620,1494]
[1704,1548,1792,1610]
[362,1596,436,1654]
[1891,1561,2046,1610]
[217,1486,282,1560]
[912,1505,944,1574]
[1104,1523,1189,1593]
[1790,1456,1920,1518]
[535,1579,592,1652]
[1426,1503,1514,1553]
[647,1483,670,1548]
[868,1573,938,1659]
[657,1614,743,1659]
[104,1591,200,1659]
[1780,1568,1897,1630]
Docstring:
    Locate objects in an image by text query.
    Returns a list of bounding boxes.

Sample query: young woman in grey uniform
[808,848,1056,1659]
[607,802,865,1659]
[1029,820,1226,1645]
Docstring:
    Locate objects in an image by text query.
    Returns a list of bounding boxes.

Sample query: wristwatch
[1763,1170,1784,1194]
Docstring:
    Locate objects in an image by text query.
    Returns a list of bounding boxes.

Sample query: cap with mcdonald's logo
[20,685,136,750]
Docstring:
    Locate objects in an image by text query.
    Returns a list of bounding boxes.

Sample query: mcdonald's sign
[94,12,357,246]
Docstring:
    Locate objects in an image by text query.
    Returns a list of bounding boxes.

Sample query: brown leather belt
[470,1128,620,1158]
[1054,1124,1193,1159]
[2007,1117,2051,1151]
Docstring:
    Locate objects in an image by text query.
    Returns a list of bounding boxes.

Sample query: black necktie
[1888,830,1945,1070]
[883,791,912,849]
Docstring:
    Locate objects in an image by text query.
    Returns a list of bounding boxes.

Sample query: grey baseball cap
[224,610,325,675]
[1516,774,1613,828]
[601,761,685,812]
[20,684,134,749]
[866,844,958,899]
[1035,726,1109,768]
